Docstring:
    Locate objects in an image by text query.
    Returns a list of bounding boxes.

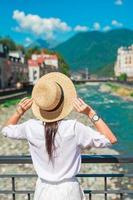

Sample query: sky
[0,0,132,46]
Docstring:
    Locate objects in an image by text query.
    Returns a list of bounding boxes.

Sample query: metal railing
[0,155,133,200]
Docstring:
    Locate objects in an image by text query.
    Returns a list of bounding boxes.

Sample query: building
[9,51,25,63]
[114,45,133,81]
[32,53,58,69]
[28,59,40,85]
[71,68,90,81]
[0,44,11,88]
[0,45,28,89]
[0,44,8,58]
[28,53,59,84]
[8,51,28,87]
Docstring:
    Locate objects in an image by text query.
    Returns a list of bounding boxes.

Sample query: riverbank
[0,103,131,200]
[99,82,133,101]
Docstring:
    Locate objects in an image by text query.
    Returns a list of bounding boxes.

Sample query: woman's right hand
[72,97,96,117]
[16,97,33,116]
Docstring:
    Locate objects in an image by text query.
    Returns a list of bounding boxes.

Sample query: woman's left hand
[16,97,33,116]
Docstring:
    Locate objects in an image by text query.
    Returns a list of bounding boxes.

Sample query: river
[76,83,133,155]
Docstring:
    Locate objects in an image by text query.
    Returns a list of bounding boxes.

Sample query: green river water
[76,83,133,155]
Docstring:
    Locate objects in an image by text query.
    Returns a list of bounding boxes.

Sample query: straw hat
[31,72,77,122]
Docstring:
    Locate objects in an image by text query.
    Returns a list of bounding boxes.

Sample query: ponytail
[43,121,59,162]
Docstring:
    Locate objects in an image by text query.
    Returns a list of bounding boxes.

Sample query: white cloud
[103,26,111,32]
[93,22,101,30]
[74,25,89,32]
[112,20,123,27]
[115,0,123,5]
[13,10,71,40]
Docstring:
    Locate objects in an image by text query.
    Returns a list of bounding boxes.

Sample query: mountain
[54,29,133,76]
[27,39,50,49]
[27,38,61,49]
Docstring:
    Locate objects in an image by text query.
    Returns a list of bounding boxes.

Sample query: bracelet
[16,105,24,117]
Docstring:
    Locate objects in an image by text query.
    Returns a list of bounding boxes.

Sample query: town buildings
[28,53,59,84]
[0,44,59,88]
[114,45,133,81]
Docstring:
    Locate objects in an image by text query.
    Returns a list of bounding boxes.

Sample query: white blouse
[1,119,111,182]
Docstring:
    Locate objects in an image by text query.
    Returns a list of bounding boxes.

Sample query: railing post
[104,176,107,200]
[27,193,31,200]
[89,192,92,200]
[120,193,124,200]
[11,176,15,200]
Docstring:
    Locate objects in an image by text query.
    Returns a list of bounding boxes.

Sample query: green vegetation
[1,99,21,108]
[56,53,69,76]
[0,37,16,51]
[118,73,127,81]
[0,96,31,108]
[96,63,115,77]
[0,37,25,53]
[130,93,133,97]
[55,29,133,77]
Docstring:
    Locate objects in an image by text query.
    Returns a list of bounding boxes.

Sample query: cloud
[13,10,71,40]
[93,22,101,30]
[112,20,123,27]
[103,26,111,32]
[115,0,123,5]
[74,25,89,32]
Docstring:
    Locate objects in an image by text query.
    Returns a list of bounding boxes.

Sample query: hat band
[42,83,64,112]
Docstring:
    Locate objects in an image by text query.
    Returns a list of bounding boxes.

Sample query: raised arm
[72,97,117,144]
[4,97,33,126]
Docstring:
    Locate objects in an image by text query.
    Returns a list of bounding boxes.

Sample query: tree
[0,37,16,51]
[25,47,41,61]
[56,53,70,76]
[16,45,25,54]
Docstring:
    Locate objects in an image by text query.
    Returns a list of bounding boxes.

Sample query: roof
[28,59,39,67]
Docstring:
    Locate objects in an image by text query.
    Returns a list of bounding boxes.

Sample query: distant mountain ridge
[27,39,50,49]
[54,29,133,76]
[27,38,61,49]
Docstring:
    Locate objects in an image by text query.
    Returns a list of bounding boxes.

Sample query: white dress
[1,118,111,200]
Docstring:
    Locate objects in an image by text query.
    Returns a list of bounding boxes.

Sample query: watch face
[93,115,99,121]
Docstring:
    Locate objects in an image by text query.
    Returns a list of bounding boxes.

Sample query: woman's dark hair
[43,121,60,162]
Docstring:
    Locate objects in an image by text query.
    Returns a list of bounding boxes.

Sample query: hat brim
[31,72,77,122]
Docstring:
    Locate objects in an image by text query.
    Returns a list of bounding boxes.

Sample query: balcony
[0,155,133,200]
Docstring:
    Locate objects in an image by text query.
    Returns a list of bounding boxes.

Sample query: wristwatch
[90,113,100,123]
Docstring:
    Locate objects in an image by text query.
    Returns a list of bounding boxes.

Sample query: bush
[118,73,127,81]
[130,92,133,97]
